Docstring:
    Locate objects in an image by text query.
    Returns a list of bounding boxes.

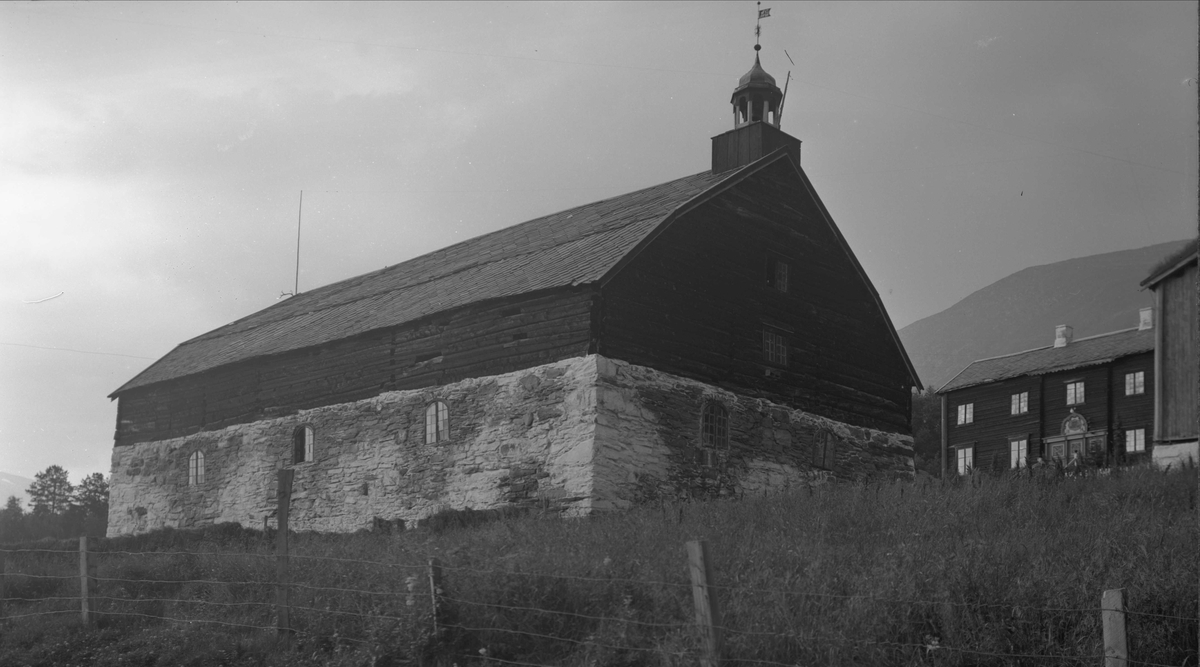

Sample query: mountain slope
[900,239,1192,391]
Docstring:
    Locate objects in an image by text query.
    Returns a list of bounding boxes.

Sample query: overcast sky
[1,2,1195,483]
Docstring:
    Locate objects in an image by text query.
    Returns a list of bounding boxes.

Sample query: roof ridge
[183,170,720,346]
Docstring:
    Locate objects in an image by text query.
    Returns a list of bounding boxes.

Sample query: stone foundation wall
[592,357,914,509]
[108,356,600,536]
[108,355,914,536]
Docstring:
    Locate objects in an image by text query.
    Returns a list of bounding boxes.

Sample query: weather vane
[756,2,771,51]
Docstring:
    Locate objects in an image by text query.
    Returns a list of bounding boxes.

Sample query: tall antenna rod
[294,190,303,295]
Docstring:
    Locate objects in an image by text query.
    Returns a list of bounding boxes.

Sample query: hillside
[899,239,1192,391]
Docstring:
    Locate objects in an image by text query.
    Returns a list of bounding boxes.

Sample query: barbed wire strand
[93,575,271,587]
[714,581,1102,614]
[0,609,80,621]
[1121,608,1196,622]
[0,572,80,580]
[91,595,273,610]
[437,563,692,590]
[440,594,691,630]
[444,623,681,655]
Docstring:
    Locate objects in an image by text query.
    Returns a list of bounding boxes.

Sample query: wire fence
[1,538,1194,666]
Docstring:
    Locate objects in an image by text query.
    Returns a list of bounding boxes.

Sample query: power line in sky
[0,342,156,361]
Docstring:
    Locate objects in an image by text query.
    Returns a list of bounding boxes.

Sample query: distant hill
[0,472,34,507]
[899,239,1192,391]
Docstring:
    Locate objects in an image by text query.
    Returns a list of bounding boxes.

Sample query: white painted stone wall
[109,354,914,535]
[108,356,600,535]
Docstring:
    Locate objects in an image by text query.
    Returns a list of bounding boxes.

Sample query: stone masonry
[108,355,914,535]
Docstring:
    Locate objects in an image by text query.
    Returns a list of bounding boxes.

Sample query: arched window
[293,425,314,464]
[188,451,205,486]
[699,403,729,467]
[425,401,449,444]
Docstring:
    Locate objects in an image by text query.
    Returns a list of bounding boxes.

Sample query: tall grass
[1,466,1195,666]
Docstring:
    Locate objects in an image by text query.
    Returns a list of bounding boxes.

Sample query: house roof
[113,148,922,397]
[112,167,746,396]
[937,327,1154,394]
[1141,236,1198,289]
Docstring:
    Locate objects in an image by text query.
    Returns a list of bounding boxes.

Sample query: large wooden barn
[107,53,921,535]
[1140,238,1198,468]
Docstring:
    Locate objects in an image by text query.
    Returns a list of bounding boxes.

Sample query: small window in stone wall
[426,401,450,444]
[812,430,835,470]
[188,450,205,486]
[293,425,315,464]
[699,403,729,467]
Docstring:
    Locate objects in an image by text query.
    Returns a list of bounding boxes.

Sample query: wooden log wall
[115,289,594,446]
[598,159,914,434]
[943,377,1042,471]
[1109,353,1155,443]
[1157,263,1198,440]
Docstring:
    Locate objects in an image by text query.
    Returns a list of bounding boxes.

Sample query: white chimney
[1054,324,1073,348]
[1139,307,1153,331]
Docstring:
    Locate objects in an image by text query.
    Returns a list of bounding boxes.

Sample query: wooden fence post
[276,468,294,636]
[686,540,722,667]
[1102,588,1128,666]
[1,552,7,621]
[79,536,91,625]
[428,558,444,635]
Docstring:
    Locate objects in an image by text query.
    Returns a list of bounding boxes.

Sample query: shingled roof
[938,327,1154,394]
[1141,236,1198,289]
[112,167,750,396]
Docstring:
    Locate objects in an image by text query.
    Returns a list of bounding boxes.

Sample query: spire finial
[755,2,770,52]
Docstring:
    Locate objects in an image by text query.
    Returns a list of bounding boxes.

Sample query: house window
[1009,438,1028,469]
[812,430,836,470]
[700,403,729,467]
[293,425,314,464]
[956,403,974,425]
[1125,428,1146,453]
[425,401,450,444]
[767,258,790,293]
[1066,381,1085,405]
[188,451,205,486]
[956,446,974,475]
[1124,372,1145,396]
[1011,392,1028,415]
[763,328,788,366]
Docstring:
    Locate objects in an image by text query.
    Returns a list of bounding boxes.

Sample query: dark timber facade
[938,318,1155,475]
[107,51,921,535]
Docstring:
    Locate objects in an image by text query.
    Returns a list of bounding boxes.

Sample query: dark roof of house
[113,148,922,397]
[1141,236,1198,289]
[938,327,1154,394]
[112,167,744,395]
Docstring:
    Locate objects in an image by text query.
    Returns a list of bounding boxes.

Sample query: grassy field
[1,466,1196,666]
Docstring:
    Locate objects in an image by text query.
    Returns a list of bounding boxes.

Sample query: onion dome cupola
[732,47,784,129]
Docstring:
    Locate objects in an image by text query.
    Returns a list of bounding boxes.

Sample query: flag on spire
[759,8,771,19]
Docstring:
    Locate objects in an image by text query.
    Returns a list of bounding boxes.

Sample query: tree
[74,473,109,519]
[911,388,943,476]
[0,495,26,542]
[27,465,74,515]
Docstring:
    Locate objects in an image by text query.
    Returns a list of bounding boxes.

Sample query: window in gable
[425,401,450,444]
[1124,372,1145,396]
[956,403,974,425]
[1066,381,1085,405]
[188,450,205,486]
[1011,392,1028,415]
[766,257,790,293]
[293,425,315,464]
[762,328,789,367]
